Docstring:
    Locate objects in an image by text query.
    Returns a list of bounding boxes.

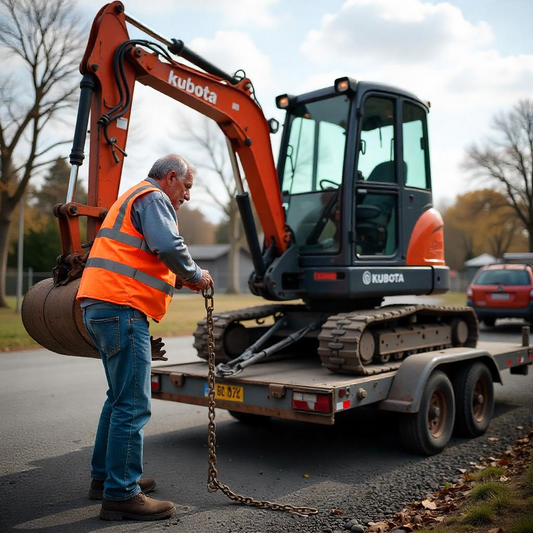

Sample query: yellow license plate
[213,383,244,402]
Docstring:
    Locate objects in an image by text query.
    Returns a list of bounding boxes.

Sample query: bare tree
[464,99,533,250]
[0,0,84,307]
[179,116,248,294]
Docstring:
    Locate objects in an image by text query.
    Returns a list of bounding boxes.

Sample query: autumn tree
[442,189,527,270]
[464,99,533,250]
[0,0,84,307]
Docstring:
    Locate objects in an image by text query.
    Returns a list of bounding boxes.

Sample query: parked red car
[467,262,533,326]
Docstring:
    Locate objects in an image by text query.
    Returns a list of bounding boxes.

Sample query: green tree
[33,157,86,214]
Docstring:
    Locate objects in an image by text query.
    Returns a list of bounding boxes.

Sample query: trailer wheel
[453,362,494,438]
[399,370,455,455]
[228,410,271,425]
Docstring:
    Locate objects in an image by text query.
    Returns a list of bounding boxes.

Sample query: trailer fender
[378,348,501,413]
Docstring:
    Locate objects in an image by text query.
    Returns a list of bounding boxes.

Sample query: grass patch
[0,292,271,352]
[150,293,276,337]
[525,465,533,495]
[434,291,467,307]
[462,503,495,526]
[471,467,506,482]
[489,491,514,511]
[471,481,511,501]
[0,296,38,351]
[513,514,533,533]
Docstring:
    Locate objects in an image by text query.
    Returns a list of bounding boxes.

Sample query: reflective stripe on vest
[85,257,174,296]
[77,180,177,321]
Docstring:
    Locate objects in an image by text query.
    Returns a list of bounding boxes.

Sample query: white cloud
[301,0,493,65]
[190,31,272,90]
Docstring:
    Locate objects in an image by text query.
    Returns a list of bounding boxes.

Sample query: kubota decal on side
[168,70,218,104]
[362,270,405,285]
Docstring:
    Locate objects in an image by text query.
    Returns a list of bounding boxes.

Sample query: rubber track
[193,304,294,362]
[318,304,479,375]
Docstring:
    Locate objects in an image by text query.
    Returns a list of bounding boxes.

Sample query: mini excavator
[22,2,478,377]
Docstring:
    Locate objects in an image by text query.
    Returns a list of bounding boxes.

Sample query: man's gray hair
[148,154,197,181]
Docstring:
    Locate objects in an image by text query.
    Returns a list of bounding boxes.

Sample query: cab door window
[355,96,398,257]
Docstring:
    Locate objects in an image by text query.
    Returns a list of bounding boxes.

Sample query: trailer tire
[399,371,455,455]
[453,362,494,438]
[228,410,271,425]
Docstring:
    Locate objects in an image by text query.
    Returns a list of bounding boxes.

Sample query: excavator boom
[65,1,288,263]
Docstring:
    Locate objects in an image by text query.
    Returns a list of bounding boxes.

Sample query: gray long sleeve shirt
[130,178,201,284]
[81,178,201,309]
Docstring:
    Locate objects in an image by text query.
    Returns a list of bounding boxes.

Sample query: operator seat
[356,161,403,255]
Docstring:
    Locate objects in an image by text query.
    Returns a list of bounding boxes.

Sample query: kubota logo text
[362,271,405,285]
[168,71,218,104]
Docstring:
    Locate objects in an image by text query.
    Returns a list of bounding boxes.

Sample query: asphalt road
[1,319,532,533]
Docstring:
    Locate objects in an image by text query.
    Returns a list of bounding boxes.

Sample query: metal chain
[202,287,318,517]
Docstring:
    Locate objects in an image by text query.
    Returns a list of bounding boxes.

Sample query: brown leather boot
[100,492,176,521]
[89,478,156,500]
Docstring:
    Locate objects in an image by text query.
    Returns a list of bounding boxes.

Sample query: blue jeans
[83,302,152,501]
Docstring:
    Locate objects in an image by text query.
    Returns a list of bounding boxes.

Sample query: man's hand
[150,336,168,361]
[193,269,213,291]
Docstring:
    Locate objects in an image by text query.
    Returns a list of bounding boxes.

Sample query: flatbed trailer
[151,339,532,454]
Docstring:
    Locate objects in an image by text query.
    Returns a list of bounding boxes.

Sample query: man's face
[166,171,193,210]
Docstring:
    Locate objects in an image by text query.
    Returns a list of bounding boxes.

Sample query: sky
[68,0,533,221]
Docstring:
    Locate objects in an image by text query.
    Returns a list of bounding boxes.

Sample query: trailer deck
[151,341,532,425]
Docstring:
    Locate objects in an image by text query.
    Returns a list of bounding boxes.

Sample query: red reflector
[292,392,331,413]
[507,360,512,367]
[151,375,160,391]
[314,272,337,281]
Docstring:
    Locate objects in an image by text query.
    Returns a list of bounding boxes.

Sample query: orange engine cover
[406,208,446,266]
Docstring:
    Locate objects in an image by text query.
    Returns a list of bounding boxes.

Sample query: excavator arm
[58,1,288,281]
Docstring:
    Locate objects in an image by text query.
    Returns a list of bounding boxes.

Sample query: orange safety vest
[77,180,177,321]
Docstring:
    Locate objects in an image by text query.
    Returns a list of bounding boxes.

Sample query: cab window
[402,102,429,189]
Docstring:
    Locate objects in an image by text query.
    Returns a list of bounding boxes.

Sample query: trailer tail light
[151,374,160,392]
[292,392,331,413]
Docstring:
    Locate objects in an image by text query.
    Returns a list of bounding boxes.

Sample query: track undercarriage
[193,303,479,376]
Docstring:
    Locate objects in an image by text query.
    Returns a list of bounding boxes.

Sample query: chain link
[202,287,318,517]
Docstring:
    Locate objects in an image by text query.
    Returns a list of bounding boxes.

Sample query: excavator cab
[260,77,449,306]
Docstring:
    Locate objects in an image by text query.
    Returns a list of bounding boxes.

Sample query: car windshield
[474,269,530,286]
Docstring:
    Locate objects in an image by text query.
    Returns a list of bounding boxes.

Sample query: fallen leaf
[422,500,437,510]
[330,508,343,515]
[457,468,467,473]
[434,516,445,522]
[488,528,504,533]
[499,458,510,465]
[367,521,388,532]
[302,474,309,478]
[488,437,499,442]
[516,426,524,430]
[499,475,509,482]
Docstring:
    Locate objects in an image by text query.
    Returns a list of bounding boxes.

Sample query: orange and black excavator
[22,2,477,376]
